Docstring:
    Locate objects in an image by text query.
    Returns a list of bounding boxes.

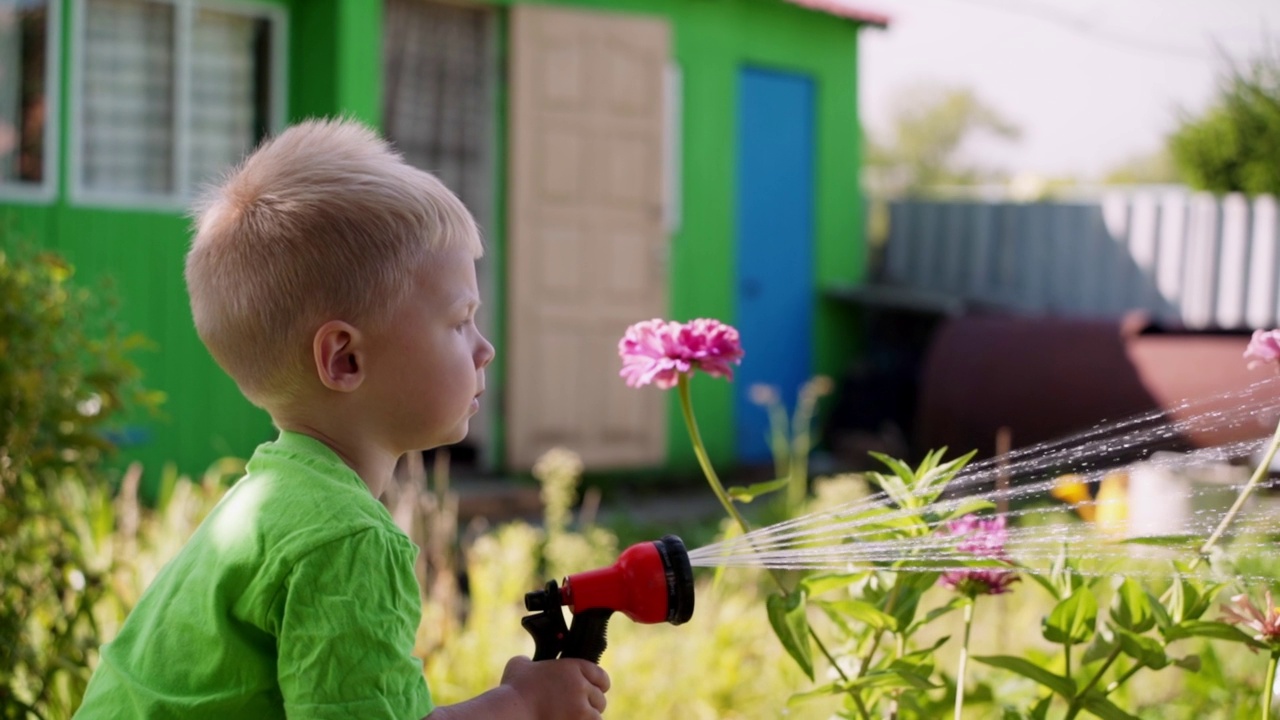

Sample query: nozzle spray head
[522,535,695,663]
[559,534,695,624]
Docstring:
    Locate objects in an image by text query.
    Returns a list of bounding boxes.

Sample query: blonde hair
[186,118,482,408]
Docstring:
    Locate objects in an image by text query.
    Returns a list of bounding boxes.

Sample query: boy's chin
[438,420,470,447]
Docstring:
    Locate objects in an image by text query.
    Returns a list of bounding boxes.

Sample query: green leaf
[1023,569,1063,601]
[867,471,915,510]
[1147,590,1172,632]
[785,682,842,707]
[973,655,1077,698]
[1163,620,1266,648]
[1081,694,1143,720]
[767,590,814,680]
[1081,629,1117,665]
[914,596,965,631]
[1186,581,1225,622]
[1173,654,1202,672]
[902,634,951,662]
[845,667,940,691]
[1049,548,1084,598]
[1169,574,1222,624]
[801,572,866,597]
[1114,628,1169,669]
[815,599,898,632]
[888,573,940,630]
[1111,578,1155,633]
[726,477,790,503]
[870,451,917,484]
[1120,534,1203,548]
[1043,588,1098,645]
[935,497,997,523]
[1001,696,1054,720]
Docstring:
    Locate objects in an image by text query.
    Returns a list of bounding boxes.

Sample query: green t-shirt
[75,431,434,720]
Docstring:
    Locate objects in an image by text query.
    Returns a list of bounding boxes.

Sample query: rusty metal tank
[913,312,1273,463]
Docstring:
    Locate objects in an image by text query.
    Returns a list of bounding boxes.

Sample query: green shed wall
[488,0,867,471]
[0,0,384,491]
[0,0,868,482]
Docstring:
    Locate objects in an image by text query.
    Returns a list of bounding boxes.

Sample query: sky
[856,0,1280,181]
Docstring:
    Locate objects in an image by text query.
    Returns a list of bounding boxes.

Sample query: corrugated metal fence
[881,192,1280,330]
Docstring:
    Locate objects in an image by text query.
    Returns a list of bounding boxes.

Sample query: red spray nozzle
[522,535,695,663]
[559,535,695,625]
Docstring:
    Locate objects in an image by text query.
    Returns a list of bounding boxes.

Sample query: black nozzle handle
[560,608,614,664]
[522,580,570,661]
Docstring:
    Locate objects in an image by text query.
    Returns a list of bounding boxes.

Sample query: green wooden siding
[0,0,868,483]
[481,0,867,471]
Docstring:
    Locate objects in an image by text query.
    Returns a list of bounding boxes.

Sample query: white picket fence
[881,191,1280,330]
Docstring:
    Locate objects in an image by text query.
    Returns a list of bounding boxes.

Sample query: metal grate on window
[383,0,494,232]
[82,0,176,194]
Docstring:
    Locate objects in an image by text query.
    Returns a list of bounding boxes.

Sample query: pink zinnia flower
[1245,329,1280,370]
[939,514,1019,596]
[618,318,745,389]
[1221,590,1280,649]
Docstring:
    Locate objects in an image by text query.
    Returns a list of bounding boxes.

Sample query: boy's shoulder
[218,431,405,561]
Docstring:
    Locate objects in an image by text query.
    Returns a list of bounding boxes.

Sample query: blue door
[735,67,816,463]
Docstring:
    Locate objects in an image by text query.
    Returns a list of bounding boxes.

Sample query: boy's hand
[500,656,610,719]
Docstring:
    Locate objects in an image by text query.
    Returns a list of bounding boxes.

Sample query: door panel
[508,5,670,469]
[735,67,816,463]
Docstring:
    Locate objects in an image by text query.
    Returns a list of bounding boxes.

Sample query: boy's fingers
[576,661,610,693]
[587,686,607,713]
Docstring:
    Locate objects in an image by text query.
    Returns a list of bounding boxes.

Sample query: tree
[864,83,1021,197]
[1168,46,1280,196]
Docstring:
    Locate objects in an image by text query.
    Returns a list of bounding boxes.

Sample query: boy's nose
[476,335,495,368]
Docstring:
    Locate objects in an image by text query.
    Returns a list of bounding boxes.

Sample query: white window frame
[0,0,63,203]
[69,0,287,210]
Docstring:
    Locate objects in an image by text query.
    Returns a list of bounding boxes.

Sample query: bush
[1169,48,1280,196]
[0,245,161,718]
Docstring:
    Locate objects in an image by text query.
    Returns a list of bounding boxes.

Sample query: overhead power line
[944,0,1215,63]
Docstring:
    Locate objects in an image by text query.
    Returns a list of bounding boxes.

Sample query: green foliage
[767,590,814,680]
[864,83,1021,197]
[0,245,162,718]
[0,246,161,488]
[734,376,834,518]
[1168,47,1280,195]
[729,400,1280,719]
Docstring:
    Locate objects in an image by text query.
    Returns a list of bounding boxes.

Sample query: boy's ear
[313,320,364,392]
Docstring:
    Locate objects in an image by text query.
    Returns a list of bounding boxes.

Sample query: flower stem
[1104,662,1142,696]
[955,599,975,720]
[676,376,852,689]
[1195,415,1280,566]
[677,376,756,540]
[1265,650,1279,720]
[1064,645,1122,720]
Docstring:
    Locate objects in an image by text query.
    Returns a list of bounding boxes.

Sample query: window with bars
[0,0,56,198]
[383,0,494,234]
[76,0,281,205]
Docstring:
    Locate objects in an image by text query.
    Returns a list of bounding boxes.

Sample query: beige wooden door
[507,5,670,469]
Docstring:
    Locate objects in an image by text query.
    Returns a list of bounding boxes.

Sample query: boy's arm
[425,657,609,720]
[273,531,433,718]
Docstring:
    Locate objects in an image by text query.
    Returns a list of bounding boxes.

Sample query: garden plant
[6,247,1280,718]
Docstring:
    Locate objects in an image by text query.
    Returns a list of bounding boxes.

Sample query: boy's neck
[273,411,397,498]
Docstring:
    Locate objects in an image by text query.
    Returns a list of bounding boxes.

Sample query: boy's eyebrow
[452,298,482,312]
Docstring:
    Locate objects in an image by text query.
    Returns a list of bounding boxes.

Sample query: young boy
[74,119,611,720]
